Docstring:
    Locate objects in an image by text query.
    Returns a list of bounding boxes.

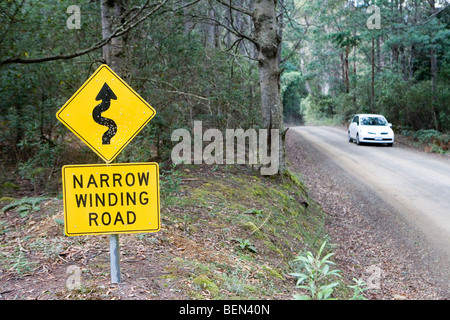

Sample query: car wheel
[348,131,353,142]
[356,133,361,145]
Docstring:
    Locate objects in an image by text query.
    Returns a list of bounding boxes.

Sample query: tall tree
[101,0,128,75]
[428,0,439,131]
[215,0,285,174]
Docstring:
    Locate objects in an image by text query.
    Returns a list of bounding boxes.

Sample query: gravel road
[286,125,450,299]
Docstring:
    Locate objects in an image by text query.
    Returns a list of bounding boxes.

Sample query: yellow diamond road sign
[56,64,156,163]
[62,162,160,236]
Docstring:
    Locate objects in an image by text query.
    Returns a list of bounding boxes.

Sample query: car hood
[360,126,393,133]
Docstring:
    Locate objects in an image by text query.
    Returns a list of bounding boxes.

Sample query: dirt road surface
[287,126,450,299]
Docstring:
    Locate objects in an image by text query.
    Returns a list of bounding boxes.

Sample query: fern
[1,197,48,218]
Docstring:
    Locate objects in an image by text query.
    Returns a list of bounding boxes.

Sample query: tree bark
[344,45,349,94]
[430,49,439,131]
[205,1,218,47]
[182,0,193,36]
[214,0,285,174]
[101,0,128,76]
[352,50,356,107]
[371,37,375,113]
[253,0,285,174]
[428,0,439,131]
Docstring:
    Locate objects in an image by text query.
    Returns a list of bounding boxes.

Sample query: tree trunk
[253,0,285,174]
[101,0,127,76]
[430,49,439,131]
[428,0,439,131]
[408,44,415,79]
[400,45,407,80]
[371,37,375,112]
[353,45,357,107]
[344,45,349,93]
[205,1,218,48]
[182,0,193,36]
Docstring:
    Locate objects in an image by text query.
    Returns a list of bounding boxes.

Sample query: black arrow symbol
[93,82,118,145]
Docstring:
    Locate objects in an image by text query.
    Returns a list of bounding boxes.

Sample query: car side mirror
[388,123,392,127]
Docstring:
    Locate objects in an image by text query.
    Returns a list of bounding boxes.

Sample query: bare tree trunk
[344,45,349,93]
[408,44,415,79]
[101,0,128,76]
[376,35,382,72]
[353,45,357,107]
[400,45,407,80]
[428,0,439,131]
[391,0,399,70]
[371,37,375,112]
[205,1,218,47]
[214,0,285,174]
[101,0,113,64]
[253,0,285,174]
[430,49,439,131]
[182,0,193,36]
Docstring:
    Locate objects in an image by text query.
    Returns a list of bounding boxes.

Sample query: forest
[0,0,449,191]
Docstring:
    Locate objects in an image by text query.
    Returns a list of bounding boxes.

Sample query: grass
[157,164,329,299]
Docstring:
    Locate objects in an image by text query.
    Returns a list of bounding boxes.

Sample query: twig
[17,238,29,253]
[248,212,272,237]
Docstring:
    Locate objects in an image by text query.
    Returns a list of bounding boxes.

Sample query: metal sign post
[109,234,121,283]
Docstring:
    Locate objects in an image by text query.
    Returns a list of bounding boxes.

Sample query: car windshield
[361,117,387,126]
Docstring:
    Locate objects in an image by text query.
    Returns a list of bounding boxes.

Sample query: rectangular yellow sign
[62,162,160,236]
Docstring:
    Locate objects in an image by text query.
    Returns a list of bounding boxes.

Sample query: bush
[290,241,342,300]
[300,94,338,125]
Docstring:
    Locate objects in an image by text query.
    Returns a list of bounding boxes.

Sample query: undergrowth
[0,165,354,299]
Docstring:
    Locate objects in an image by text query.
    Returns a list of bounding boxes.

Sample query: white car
[348,114,394,146]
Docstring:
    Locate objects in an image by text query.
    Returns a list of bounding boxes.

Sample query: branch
[0,0,168,66]
[214,0,253,17]
[194,13,257,46]
[135,77,210,102]
[280,0,326,64]
[280,31,306,64]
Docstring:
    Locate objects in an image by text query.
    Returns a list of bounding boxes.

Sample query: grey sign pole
[109,234,121,283]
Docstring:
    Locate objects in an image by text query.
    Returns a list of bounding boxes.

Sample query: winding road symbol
[56,64,156,163]
[93,82,117,145]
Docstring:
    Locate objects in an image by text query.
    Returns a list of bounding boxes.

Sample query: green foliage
[290,241,341,300]
[348,278,368,300]
[281,68,307,123]
[402,128,449,153]
[289,0,450,132]
[1,196,48,218]
[290,241,372,300]
[160,163,183,195]
[192,274,219,295]
[0,1,262,199]
[300,94,338,125]
[8,250,38,275]
[244,208,264,218]
[235,238,258,253]
[411,129,436,143]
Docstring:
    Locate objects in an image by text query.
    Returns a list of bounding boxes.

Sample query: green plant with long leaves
[349,278,368,300]
[290,241,342,300]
